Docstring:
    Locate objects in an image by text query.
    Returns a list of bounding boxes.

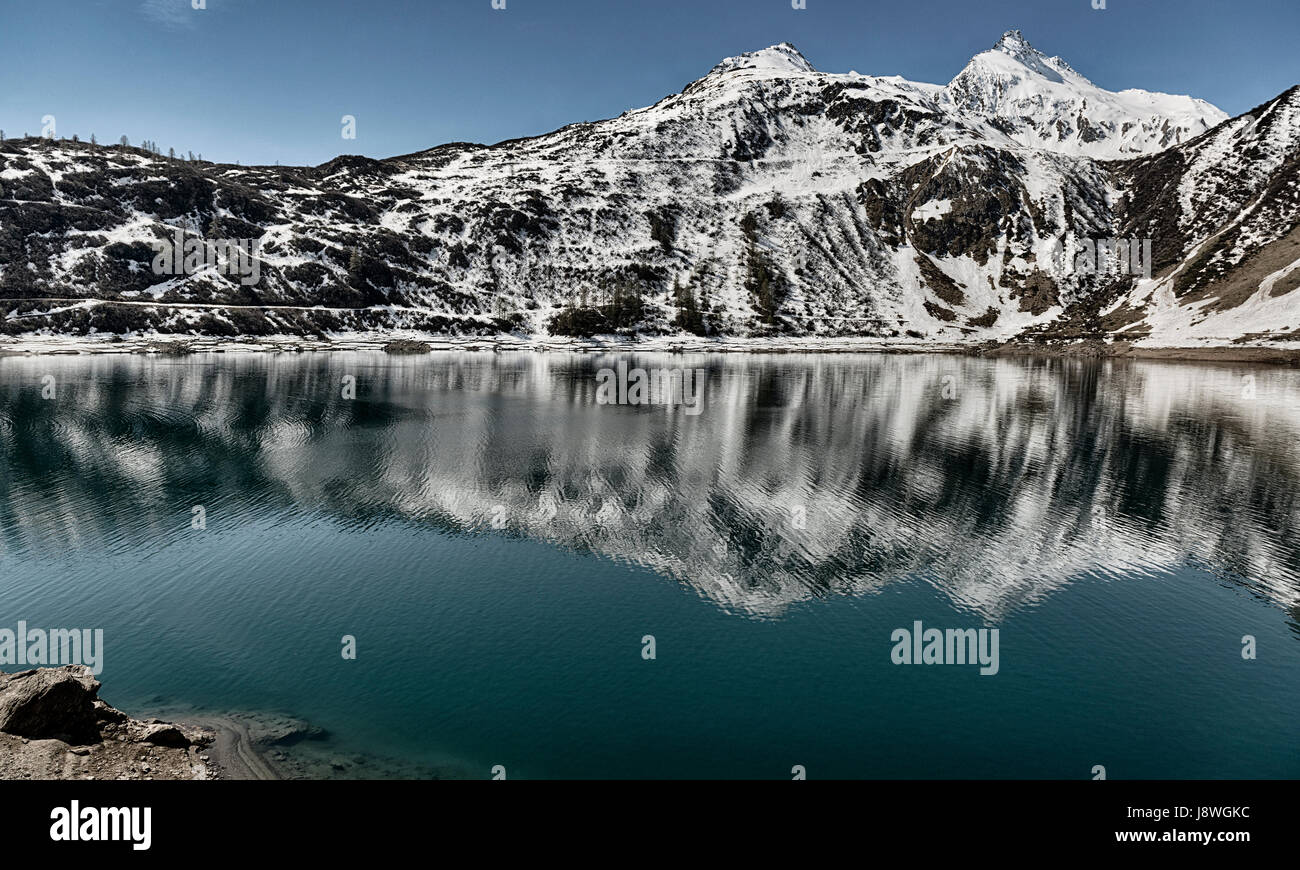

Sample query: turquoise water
[1,351,1297,778]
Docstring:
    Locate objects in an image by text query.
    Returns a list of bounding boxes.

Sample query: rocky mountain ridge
[0,31,1295,348]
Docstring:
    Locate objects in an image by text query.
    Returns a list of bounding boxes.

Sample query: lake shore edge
[1,333,1298,365]
[0,666,461,781]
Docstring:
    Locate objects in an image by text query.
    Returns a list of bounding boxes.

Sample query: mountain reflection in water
[2,351,1297,628]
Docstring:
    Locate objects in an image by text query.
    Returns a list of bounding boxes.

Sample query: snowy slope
[0,31,1294,347]
[942,30,1226,158]
[1102,86,1300,345]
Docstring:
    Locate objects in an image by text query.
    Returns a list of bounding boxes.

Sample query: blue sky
[1,0,1296,166]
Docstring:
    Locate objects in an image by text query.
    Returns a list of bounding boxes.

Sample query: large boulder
[0,666,103,744]
[139,722,191,748]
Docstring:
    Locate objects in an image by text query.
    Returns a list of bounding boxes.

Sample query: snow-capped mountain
[0,30,1295,347]
[942,30,1226,158]
[1031,83,1300,345]
[704,42,818,77]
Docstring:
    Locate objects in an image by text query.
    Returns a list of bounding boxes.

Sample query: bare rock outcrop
[0,666,103,744]
[0,666,216,780]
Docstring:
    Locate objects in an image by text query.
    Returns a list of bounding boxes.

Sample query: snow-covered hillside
[943,30,1225,158]
[0,30,1295,347]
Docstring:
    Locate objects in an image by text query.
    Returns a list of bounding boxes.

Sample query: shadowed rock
[0,667,216,780]
[0,666,102,744]
[140,722,192,748]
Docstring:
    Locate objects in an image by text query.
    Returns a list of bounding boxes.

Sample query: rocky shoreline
[0,666,217,780]
[968,339,1300,366]
[0,666,468,780]
[0,332,1297,365]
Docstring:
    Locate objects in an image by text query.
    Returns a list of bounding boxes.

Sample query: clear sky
[2,0,1296,166]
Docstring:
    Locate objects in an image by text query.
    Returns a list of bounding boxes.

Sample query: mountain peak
[993,29,1034,56]
[993,30,1082,80]
[942,30,1226,157]
[967,29,1081,85]
[707,43,816,77]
